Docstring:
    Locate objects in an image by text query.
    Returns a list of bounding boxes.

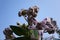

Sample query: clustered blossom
[18,6,39,26]
[40,17,58,34]
[18,6,39,18]
[18,6,58,40]
[3,28,15,40]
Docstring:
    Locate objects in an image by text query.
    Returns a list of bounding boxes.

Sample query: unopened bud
[18,11,22,17]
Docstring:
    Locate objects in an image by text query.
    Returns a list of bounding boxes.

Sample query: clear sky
[0,0,60,40]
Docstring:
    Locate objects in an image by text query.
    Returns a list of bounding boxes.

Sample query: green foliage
[10,24,32,39]
[33,30,38,39]
[10,24,38,40]
[10,25,30,36]
[10,25,26,36]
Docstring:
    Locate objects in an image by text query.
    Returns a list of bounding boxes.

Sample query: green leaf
[29,30,38,39]
[10,25,28,36]
[22,24,27,29]
[33,30,38,39]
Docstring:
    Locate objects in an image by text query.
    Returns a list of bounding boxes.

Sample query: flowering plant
[3,6,58,40]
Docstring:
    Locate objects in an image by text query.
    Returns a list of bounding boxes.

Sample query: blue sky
[0,0,60,40]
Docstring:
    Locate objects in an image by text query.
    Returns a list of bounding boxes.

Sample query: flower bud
[18,9,28,17]
[18,11,22,17]
[21,10,27,16]
[36,23,43,30]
